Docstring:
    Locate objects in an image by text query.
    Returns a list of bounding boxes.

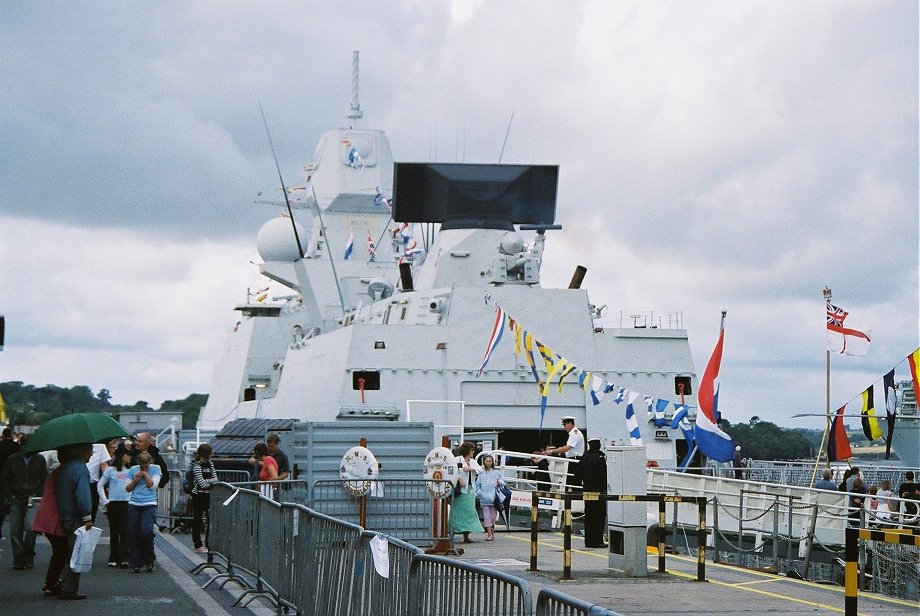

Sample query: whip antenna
[498,110,515,163]
[259,101,304,259]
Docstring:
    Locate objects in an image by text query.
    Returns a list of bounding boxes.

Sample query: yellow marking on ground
[732,578,787,586]
[508,534,918,612]
[668,552,920,608]
[665,568,853,614]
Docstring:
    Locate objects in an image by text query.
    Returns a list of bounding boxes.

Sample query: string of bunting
[477,294,696,443]
[831,347,920,460]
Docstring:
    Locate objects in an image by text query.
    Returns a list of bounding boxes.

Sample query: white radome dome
[257,217,307,262]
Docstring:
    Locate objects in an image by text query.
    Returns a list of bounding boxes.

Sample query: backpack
[183,463,196,495]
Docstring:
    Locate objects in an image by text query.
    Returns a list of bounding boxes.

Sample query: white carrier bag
[70,526,103,573]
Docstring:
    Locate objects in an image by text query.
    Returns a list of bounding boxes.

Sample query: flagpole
[811,287,834,486]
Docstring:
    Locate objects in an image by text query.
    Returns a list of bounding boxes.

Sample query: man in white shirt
[548,416,585,459]
[546,416,585,490]
[86,443,108,522]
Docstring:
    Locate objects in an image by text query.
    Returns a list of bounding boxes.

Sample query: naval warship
[196,55,698,464]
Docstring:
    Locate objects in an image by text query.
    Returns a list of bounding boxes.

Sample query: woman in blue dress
[450,442,484,543]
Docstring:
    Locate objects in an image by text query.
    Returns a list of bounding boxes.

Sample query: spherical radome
[257,217,307,262]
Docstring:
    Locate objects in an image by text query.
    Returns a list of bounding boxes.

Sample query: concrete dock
[1,518,916,615]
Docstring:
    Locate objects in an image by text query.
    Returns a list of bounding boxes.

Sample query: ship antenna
[347,50,363,128]
[309,182,348,318]
[498,110,514,163]
[259,101,304,259]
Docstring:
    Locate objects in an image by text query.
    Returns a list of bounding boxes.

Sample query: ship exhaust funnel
[399,262,414,291]
[568,265,587,289]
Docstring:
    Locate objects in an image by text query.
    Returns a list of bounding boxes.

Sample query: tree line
[0,381,207,429]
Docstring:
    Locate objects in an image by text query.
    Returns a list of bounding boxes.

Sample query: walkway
[0,516,269,615]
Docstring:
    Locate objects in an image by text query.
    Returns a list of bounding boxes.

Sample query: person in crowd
[847,476,867,528]
[897,470,919,522]
[32,447,70,596]
[865,484,879,523]
[99,439,120,475]
[874,479,894,527]
[250,442,278,498]
[732,445,743,479]
[266,433,290,481]
[838,467,855,492]
[846,467,861,492]
[56,442,94,600]
[450,442,483,543]
[129,433,169,488]
[0,427,21,539]
[475,454,504,541]
[86,442,108,522]
[579,437,608,548]
[250,442,278,482]
[545,416,584,490]
[125,451,161,573]
[0,433,48,569]
[98,444,132,567]
[814,469,837,491]
[190,443,218,554]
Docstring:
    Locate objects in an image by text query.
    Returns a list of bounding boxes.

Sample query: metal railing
[197,481,623,615]
[535,587,621,616]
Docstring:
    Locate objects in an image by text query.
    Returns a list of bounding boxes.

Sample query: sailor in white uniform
[547,416,585,490]
[549,416,584,458]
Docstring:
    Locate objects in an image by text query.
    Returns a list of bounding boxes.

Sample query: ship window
[674,376,692,396]
[243,387,256,402]
[353,371,380,390]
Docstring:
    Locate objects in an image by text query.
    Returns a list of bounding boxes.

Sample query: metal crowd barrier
[408,553,534,616]
[156,468,259,531]
[198,481,625,615]
[309,478,436,542]
[535,587,621,616]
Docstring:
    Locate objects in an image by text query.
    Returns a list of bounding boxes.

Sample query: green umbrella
[22,412,131,454]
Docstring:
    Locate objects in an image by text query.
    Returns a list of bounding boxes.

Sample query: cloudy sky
[1,1,916,429]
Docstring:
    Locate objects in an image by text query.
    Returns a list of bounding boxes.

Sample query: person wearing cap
[580,437,608,548]
[732,445,743,480]
[548,417,585,459]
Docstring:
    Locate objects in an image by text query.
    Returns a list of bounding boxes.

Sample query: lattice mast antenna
[348,51,363,127]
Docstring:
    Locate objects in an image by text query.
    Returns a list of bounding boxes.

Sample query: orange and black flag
[828,405,852,462]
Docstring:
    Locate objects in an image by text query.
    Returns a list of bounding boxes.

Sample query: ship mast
[348,50,363,127]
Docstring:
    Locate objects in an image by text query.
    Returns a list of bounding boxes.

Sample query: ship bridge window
[353,371,380,390]
[675,376,692,396]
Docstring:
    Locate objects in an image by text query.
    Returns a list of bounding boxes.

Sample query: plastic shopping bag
[70,526,103,573]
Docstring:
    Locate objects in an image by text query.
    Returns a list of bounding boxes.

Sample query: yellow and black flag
[860,384,884,440]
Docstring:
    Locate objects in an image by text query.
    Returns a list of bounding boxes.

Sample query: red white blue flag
[477,305,506,377]
[695,314,735,462]
[826,301,870,356]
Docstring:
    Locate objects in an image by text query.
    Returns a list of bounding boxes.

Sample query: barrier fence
[197,482,621,616]
[528,491,707,582]
[844,527,920,616]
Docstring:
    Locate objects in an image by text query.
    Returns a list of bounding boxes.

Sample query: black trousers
[584,500,607,547]
[192,492,210,549]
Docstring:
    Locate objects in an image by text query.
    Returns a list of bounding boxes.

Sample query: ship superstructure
[198,58,699,463]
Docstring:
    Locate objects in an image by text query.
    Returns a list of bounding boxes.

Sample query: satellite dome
[257,217,308,262]
[499,232,525,255]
